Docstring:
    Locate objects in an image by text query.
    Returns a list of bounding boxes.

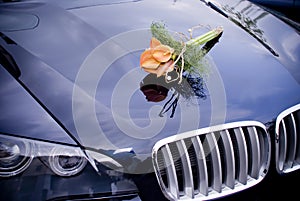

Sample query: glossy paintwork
[249,0,300,7]
[0,59,76,145]
[217,0,300,81]
[1,0,300,156]
[1,1,300,201]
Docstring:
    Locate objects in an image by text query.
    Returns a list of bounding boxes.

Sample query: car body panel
[0,0,300,200]
[1,0,299,153]
[0,57,77,145]
[249,0,300,7]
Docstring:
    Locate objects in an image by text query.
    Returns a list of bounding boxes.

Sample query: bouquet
[140,22,223,83]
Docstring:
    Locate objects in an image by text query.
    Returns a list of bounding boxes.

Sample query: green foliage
[150,22,183,55]
[150,22,214,77]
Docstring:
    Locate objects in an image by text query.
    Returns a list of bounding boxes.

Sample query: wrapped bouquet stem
[140,22,223,83]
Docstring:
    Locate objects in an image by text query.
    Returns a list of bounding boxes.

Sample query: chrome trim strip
[154,121,266,150]
[276,104,300,128]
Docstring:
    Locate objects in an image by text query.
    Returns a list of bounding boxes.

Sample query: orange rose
[140,37,175,77]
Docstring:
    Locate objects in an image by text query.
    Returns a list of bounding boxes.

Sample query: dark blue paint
[0,0,300,200]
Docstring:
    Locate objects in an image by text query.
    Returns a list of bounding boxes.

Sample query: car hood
[1,0,300,159]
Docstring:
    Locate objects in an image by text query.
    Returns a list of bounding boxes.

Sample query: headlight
[0,133,87,177]
[48,147,87,177]
[0,136,33,177]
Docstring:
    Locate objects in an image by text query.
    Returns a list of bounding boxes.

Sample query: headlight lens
[0,136,33,177]
[48,147,87,176]
[0,134,87,177]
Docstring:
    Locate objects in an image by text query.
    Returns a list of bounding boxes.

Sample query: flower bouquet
[140,22,223,83]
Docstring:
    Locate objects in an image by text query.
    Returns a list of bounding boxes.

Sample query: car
[0,0,300,200]
[249,0,300,7]
[248,0,300,23]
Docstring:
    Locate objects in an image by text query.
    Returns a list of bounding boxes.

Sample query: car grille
[152,121,271,201]
[275,103,300,174]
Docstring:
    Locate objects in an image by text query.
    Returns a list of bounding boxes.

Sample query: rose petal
[150,37,161,48]
[152,45,174,62]
[140,49,160,69]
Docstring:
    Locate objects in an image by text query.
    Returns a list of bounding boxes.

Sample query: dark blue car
[249,0,300,22]
[1,0,300,200]
[249,0,300,7]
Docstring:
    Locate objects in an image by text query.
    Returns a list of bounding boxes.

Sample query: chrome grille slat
[295,111,300,164]
[153,121,271,201]
[205,133,222,193]
[161,145,180,199]
[275,103,300,174]
[286,114,297,169]
[191,136,209,196]
[278,120,288,171]
[176,140,194,198]
[232,127,248,185]
[219,130,235,189]
[247,126,260,179]
[257,128,269,175]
